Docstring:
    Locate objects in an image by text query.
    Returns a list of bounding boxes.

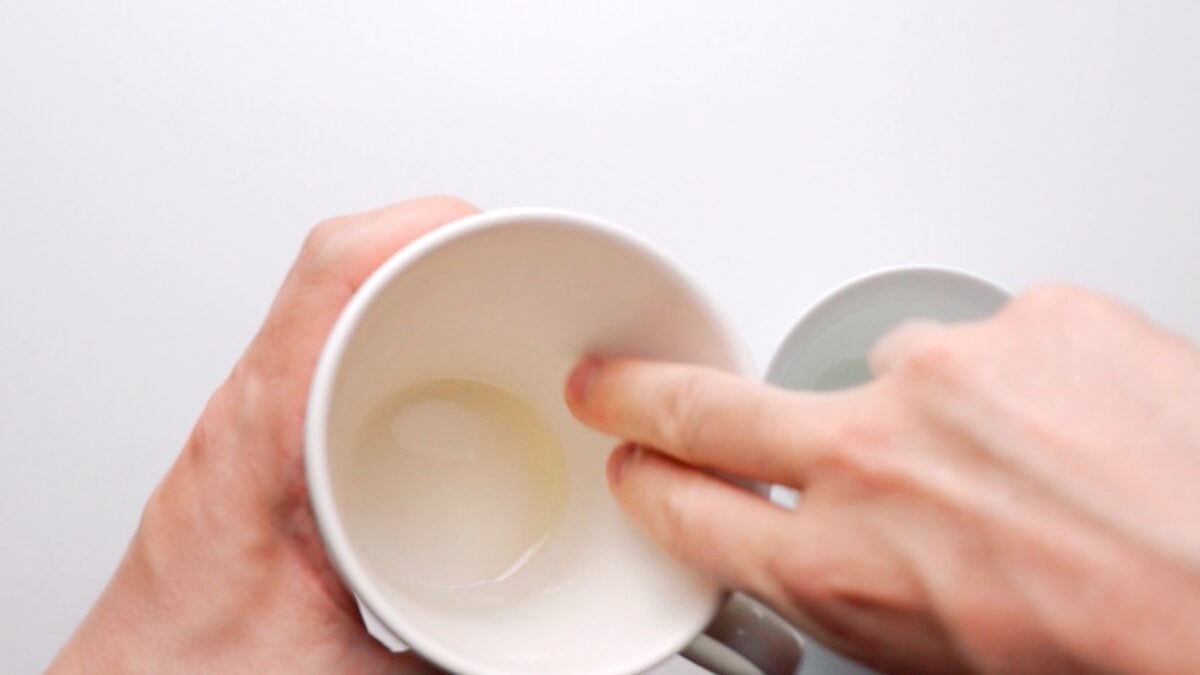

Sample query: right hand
[565,286,1200,674]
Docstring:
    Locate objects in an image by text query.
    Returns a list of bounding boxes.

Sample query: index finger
[565,357,870,487]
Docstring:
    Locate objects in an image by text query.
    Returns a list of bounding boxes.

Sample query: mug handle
[355,596,409,652]
[681,593,803,675]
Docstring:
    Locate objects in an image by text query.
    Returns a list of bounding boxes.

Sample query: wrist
[49,386,392,674]
[49,465,271,673]
[47,533,191,672]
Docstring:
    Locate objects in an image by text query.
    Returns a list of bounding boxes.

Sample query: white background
[3,2,1198,673]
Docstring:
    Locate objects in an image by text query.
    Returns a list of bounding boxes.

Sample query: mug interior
[310,211,749,674]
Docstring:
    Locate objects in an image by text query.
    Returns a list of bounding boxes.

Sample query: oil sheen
[348,379,568,608]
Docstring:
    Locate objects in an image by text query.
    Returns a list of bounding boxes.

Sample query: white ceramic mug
[764,265,1011,675]
[306,208,802,675]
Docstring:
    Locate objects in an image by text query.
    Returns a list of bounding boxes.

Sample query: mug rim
[765,264,1011,386]
[304,206,754,675]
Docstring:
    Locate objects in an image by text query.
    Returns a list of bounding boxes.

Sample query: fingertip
[565,357,602,410]
[607,443,641,488]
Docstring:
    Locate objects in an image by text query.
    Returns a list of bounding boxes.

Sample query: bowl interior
[768,267,1010,392]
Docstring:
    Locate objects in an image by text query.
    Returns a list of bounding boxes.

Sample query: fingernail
[565,357,601,406]
[608,444,641,487]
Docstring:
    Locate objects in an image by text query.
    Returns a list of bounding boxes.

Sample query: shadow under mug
[306,208,802,675]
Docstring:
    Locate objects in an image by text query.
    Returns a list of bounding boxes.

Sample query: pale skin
[565,286,1200,674]
[50,196,1200,674]
[49,196,478,674]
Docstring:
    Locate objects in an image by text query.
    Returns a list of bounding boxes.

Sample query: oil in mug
[347,378,569,609]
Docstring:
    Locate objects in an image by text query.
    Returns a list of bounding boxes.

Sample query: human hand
[565,286,1200,675]
[49,196,477,674]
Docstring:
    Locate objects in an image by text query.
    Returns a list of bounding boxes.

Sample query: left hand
[49,196,477,674]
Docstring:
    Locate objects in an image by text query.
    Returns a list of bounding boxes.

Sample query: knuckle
[773,541,920,650]
[300,217,354,273]
[869,320,943,376]
[657,372,709,457]
[814,423,882,478]
[419,194,476,216]
[809,417,916,494]
[1012,283,1078,314]
[891,332,967,389]
[1024,282,1088,304]
[654,478,702,559]
[181,379,242,468]
[1011,284,1110,320]
[776,549,840,607]
[868,320,912,361]
[770,547,862,639]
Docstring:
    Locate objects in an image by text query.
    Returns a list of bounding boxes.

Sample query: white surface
[2,2,1199,673]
